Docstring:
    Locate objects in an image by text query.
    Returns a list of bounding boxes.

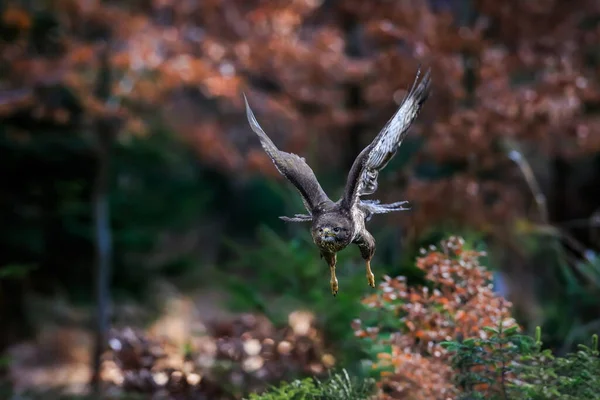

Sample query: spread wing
[244,94,331,215]
[341,67,431,210]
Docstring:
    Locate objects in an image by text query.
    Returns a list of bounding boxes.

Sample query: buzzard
[243,68,431,296]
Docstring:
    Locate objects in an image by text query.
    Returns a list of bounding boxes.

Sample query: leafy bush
[442,325,600,400]
[353,236,514,399]
[350,235,600,400]
[246,369,375,400]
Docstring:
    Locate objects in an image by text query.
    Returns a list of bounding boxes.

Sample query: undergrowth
[246,369,375,400]
[442,325,600,400]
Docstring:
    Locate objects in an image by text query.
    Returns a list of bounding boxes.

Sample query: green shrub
[442,324,600,400]
[246,369,375,400]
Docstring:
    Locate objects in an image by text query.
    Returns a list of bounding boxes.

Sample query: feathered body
[244,68,432,296]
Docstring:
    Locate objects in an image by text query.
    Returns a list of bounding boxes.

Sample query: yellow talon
[367,273,375,288]
[331,278,339,296]
[366,260,375,288]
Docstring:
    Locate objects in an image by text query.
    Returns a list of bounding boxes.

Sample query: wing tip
[410,65,432,105]
[242,91,252,115]
[242,91,279,154]
[397,65,432,110]
[243,92,267,138]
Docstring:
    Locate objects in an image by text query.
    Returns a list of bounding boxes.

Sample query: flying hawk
[243,68,431,296]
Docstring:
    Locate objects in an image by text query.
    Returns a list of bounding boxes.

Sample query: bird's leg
[322,252,338,296]
[355,231,376,288]
[365,259,375,288]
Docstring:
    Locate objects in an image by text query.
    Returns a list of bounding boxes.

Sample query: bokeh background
[1,0,600,398]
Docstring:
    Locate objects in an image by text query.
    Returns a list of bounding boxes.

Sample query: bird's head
[311,214,352,250]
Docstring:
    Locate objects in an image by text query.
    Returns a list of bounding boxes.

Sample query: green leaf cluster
[442,323,600,400]
[246,369,375,400]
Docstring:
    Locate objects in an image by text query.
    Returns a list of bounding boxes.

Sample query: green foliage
[0,264,36,280]
[0,123,216,303]
[441,322,535,399]
[246,369,375,400]
[223,225,383,368]
[518,332,600,400]
[108,128,215,297]
[505,216,600,352]
[442,324,600,400]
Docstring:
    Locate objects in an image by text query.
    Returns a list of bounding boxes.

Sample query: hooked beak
[321,227,336,239]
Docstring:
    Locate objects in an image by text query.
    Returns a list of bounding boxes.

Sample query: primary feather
[243,94,332,215]
[342,68,432,209]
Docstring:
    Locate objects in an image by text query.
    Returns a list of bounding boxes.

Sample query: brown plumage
[244,67,432,296]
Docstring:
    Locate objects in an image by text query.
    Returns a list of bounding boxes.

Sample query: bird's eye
[334,227,340,233]
[318,228,323,233]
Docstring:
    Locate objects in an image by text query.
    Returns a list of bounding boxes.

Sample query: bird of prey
[243,68,431,296]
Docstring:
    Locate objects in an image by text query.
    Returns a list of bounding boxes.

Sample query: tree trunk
[90,46,114,394]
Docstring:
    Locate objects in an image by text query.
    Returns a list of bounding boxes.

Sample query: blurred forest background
[1,0,600,398]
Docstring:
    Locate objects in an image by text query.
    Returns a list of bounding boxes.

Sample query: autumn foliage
[353,236,515,399]
[3,0,600,231]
